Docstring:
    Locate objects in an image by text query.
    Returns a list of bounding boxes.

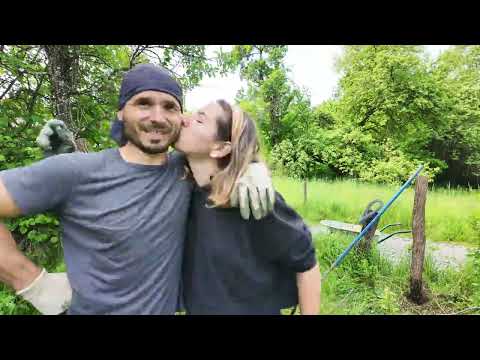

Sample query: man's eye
[166,105,178,112]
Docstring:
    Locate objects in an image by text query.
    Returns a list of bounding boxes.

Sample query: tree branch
[143,48,167,66]
[27,73,46,115]
[167,46,213,62]
[0,76,19,100]
[79,51,116,70]
[129,45,148,68]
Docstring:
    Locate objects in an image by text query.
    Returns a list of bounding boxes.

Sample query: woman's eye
[195,115,204,124]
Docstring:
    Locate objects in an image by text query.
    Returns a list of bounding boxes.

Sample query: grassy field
[273,176,480,246]
[277,177,480,315]
[303,232,480,315]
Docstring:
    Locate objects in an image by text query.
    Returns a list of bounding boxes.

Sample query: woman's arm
[296,263,321,315]
[250,192,321,314]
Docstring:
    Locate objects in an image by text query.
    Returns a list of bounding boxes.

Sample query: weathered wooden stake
[408,175,429,304]
[303,179,307,205]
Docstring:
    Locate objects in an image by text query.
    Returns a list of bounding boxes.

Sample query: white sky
[185,45,452,111]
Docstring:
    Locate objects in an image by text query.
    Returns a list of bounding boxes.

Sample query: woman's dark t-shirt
[181,185,317,315]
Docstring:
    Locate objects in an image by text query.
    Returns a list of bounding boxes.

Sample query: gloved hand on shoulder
[36,119,77,157]
[230,162,276,221]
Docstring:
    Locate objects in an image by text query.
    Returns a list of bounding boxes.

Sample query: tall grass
[274,176,480,246]
[311,232,479,315]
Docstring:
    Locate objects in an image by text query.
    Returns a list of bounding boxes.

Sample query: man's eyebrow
[132,96,152,103]
[163,99,180,108]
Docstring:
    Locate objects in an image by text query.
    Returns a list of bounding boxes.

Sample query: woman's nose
[181,116,192,128]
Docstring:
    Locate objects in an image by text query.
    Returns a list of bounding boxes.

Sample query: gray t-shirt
[0,148,192,314]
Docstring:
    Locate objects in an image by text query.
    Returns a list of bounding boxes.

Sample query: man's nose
[150,106,167,123]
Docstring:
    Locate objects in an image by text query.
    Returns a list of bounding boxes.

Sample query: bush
[271,138,336,180]
[358,141,442,185]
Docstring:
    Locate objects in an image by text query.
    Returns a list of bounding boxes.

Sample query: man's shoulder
[53,148,116,167]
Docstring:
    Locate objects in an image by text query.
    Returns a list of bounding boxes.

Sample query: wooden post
[408,175,429,304]
[303,179,307,205]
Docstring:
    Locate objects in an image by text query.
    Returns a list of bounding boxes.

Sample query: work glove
[16,269,72,315]
[230,162,275,221]
[36,119,77,157]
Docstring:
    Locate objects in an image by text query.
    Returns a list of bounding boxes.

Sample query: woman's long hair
[207,99,261,208]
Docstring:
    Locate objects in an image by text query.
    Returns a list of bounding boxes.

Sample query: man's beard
[122,118,181,155]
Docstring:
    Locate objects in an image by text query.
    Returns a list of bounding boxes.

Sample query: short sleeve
[0,154,80,215]
[250,192,317,273]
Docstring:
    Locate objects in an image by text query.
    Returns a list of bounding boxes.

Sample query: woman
[176,100,321,315]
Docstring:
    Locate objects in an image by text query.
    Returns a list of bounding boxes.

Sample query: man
[0,63,274,315]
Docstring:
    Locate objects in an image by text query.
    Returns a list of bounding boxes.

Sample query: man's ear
[210,141,232,159]
[117,110,123,121]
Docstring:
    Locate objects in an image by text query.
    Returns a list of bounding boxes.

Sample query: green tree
[322,45,447,182]
[431,45,480,186]
[222,46,295,147]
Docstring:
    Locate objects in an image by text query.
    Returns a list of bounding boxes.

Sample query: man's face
[118,91,182,154]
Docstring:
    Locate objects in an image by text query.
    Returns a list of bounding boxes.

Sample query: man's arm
[0,159,75,314]
[0,223,43,292]
[0,180,42,291]
[296,263,322,315]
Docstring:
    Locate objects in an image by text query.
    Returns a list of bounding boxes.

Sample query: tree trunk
[43,45,88,152]
[43,46,80,130]
[74,138,90,153]
[408,175,429,305]
[269,101,280,146]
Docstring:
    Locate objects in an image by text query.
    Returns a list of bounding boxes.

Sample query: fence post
[303,179,307,205]
[408,175,429,304]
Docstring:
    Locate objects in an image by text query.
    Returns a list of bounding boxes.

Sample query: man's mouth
[143,128,171,135]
